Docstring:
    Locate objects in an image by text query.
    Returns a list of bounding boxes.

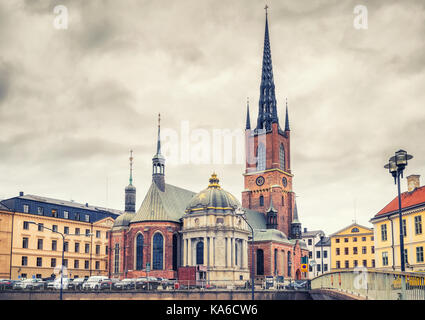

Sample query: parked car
[68,278,86,291]
[285,280,308,290]
[99,278,120,290]
[82,276,109,291]
[0,279,18,290]
[114,278,137,290]
[160,278,177,290]
[47,278,70,290]
[14,278,46,290]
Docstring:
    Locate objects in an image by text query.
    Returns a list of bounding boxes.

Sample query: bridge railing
[311,268,425,300]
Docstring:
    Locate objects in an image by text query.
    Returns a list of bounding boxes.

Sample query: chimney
[304,227,307,233]
[19,191,24,196]
[407,175,420,192]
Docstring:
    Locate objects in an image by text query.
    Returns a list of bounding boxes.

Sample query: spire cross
[264,5,268,15]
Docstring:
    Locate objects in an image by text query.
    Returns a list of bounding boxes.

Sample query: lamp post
[384,150,413,272]
[320,235,324,276]
[236,208,255,301]
[28,222,93,300]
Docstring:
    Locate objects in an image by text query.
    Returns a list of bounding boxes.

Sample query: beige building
[182,173,250,284]
[0,193,120,280]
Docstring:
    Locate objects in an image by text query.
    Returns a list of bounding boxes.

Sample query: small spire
[267,195,277,212]
[285,98,290,131]
[208,172,221,189]
[129,149,133,185]
[246,97,251,130]
[157,113,161,155]
[292,200,300,223]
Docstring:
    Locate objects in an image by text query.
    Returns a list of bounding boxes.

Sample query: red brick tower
[242,9,296,238]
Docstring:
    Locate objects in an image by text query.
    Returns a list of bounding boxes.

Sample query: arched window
[351,227,360,233]
[280,144,285,171]
[287,251,292,277]
[259,195,264,206]
[256,143,266,171]
[257,249,264,275]
[114,244,120,274]
[172,234,178,271]
[136,234,144,270]
[274,248,278,275]
[196,241,204,265]
[152,233,163,270]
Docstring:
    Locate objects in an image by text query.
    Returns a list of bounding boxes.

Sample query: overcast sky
[0,0,424,235]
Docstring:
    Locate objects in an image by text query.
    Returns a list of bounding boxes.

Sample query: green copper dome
[185,173,240,214]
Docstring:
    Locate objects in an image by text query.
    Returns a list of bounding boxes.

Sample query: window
[415,216,422,235]
[75,213,80,221]
[354,260,358,267]
[52,225,58,232]
[324,264,328,272]
[353,237,357,242]
[287,251,291,277]
[336,261,341,269]
[95,261,100,270]
[316,251,320,259]
[85,243,90,254]
[106,246,109,255]
[64,211,69,219]
[51,258,56,267]
[323,250,328,258]
[63,259,68,267]
[281,196,284,206]
[353,247,358,255]
[38,223,44,232]
[136,234,144,270]
[37,207,44,215]
[22,256,28,266]
[37,239,43,250]
[64,241,69,252]
[257,249,264,275]
[308,239,312,246]
[74,260,79,269]
[95,245,100,255]
[85,215,90,222]
[22,237,29,249]
[362,246,367,254]
[85,260,89,269]
[36,257,42,267]
[196,241,204,265]
[317,264,321,272]
[279,144,285,171]
[256,143,266,171]
[64,226,69,234]
[371,246,375,254]
[344,238,349,243]
[52,240,57,251]
[362,237,366,241]
[308,251,312,259]
[382,252,388,266]
[51,209,58,218]
[371,236,374,241]
[351,228,359,233]
[417,247,424,263]
[345,261,349,268]
[23,204,30,213]
[362,260,367,267]
[404,249,408,264]
[114,244,120,273]
[372,260,375,268]
[336,248,340,256]
[259,195,264,207]
[381,224,387,241]
[85,229,90,236]
[75,242,80,253]
[75,228,80,235]
[344,248,349,255]
[23,221,29,230]
[402,219,407,237]
[96,231,101,238]
[335,238,340,243]
[153,233,164,270]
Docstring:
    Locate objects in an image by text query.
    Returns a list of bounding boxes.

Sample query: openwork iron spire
[257,6,279,131]
[246,97,251,130]
[285,98,290,131]
[156,113,161,155]
[129,149,134,185]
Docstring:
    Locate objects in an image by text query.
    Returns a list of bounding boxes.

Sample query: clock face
[256,176,265,186]
[282,177,287,187]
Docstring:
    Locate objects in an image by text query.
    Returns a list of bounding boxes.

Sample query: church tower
[124,150,136,212]
[242,8,297,238]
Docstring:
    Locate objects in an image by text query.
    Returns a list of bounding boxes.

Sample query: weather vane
[264,4,269,14]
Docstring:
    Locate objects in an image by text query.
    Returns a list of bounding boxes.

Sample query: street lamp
[384,149,413,272]
[236,208,255,301]
[28,222,93,300]
[320,235,324,276]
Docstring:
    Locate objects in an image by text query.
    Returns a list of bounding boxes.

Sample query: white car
[48,277,70,290]
[82,276,109,290]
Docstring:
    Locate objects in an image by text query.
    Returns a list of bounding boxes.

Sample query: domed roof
[185,173,240,214]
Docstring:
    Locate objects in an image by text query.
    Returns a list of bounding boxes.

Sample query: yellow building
[330,223,375,271]
[0,193,120,280]
[370,175,425,272]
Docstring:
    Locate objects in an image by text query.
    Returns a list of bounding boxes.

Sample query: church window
[256,249,264,275]
[287,251,291,277]
[136,234,144,270]
[274,249,278,275]
[279,144,285,170]
[153,233,164,270]
[114,244,120,274]
[259,195,264,206]
[196,241,204,265]
[256,143,266,171]
[172,234,178,271]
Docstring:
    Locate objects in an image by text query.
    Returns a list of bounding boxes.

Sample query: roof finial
[264,4,269,15]
[129,149,134,185]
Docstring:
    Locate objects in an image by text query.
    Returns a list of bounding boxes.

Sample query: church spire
[257,6,278,131]
[285,98,290,131]
[125,150,136,213]
[129,149,134,185]
[152,113,165,191]
[246,97,251,130]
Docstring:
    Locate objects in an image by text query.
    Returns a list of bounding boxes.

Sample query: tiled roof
[131,182,196,223]
[0,202,10,211]
[302,230,324,238]
[244,208,267,230]
[315,236,331,247]
[374,185,425,218]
